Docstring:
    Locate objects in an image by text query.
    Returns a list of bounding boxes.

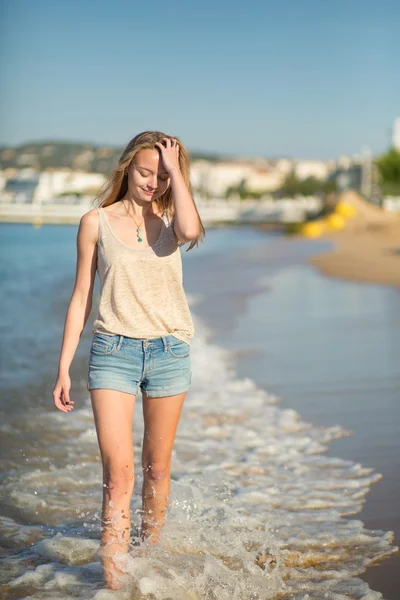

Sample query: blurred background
[0,1,399,599]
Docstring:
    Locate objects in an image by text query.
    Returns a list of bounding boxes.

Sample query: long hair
[92,130,205,251]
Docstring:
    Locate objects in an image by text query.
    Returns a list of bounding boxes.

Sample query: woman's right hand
[53,374,74,413]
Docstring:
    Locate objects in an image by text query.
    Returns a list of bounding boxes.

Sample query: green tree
[376,148,400,195]
[277,171,336,197]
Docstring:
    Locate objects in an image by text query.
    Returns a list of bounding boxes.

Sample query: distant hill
[0,141,228,174]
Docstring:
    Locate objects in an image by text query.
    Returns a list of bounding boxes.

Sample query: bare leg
[90,388,136,590]
[141,391,187,545]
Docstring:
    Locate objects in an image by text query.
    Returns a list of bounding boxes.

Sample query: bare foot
[102,555,127,589]
[98,545,128,590]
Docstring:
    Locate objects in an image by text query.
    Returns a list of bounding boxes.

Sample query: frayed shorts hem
[87,381,138,395]
[144,386,191,398]
[87,382,191,397]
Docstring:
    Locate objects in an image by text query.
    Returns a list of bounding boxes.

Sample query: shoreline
[310,234,400,290]
[307,191,400,290]
[256,190,400,291]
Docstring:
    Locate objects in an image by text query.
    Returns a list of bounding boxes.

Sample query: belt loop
[117,335,123,350]
[162,335,168,352]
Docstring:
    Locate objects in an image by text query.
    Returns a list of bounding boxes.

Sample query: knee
[142,461,170,481]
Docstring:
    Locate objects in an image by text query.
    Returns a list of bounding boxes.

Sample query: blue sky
[0,0,398,158]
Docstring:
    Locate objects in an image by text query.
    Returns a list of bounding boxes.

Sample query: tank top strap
[96,206,112,245]
[97,206,106,222]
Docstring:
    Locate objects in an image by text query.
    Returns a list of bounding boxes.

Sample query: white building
[276,159,294,175]
[33,170,106,204]
[191,160,253,198]
[0,171,6,192]
[294,160,331,180]
[1,169,40,203]
[392,116,400,151]
[245,168,285,192]
[190,158,334,198]
[0,169,106,204]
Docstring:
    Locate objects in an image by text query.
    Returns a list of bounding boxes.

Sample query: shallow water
[0,223,398,599]
[183,228,400,599]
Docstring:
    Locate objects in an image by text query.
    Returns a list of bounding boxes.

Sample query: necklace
[122,200,151,243]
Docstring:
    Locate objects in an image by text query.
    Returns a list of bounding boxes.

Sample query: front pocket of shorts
[167,341,190,359]
[91,335,118,355]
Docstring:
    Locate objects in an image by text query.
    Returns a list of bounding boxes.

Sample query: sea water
[0,223,397,599]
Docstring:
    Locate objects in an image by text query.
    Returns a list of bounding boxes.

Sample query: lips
[143,189,155,195]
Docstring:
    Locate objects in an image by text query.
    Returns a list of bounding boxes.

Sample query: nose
[150,174,158,189]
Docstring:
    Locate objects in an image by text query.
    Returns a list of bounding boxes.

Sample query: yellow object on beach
[335,201,356,218]
[326,213,346,231]
[301,220,326,238]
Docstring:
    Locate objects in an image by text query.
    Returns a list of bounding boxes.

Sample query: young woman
[52,131,205,589]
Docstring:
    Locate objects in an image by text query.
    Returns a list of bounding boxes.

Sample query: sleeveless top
[91,206,195,344]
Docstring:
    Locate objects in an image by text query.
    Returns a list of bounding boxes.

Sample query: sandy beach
[309,191,400,289]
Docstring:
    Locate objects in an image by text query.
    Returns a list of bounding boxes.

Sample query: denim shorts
[87,332,192,397]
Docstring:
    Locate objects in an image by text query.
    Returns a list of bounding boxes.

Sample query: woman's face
[127,148,170,203]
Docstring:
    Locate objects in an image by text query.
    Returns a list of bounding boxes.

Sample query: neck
[121,198,154,220]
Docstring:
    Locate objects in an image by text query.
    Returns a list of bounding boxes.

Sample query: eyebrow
[137,166,169,177]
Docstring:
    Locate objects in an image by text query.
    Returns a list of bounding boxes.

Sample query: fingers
[62,388,74,410]
[154,138,180,173]
[155,137,179,151]
[53,386,74,413]
[168,137,179,149]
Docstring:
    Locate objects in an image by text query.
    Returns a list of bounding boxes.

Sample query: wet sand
[309,191,400,289]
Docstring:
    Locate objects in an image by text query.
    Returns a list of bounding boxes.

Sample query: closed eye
[140,171,169,181]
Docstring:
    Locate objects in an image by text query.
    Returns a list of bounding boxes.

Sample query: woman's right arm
[53,209,99,413]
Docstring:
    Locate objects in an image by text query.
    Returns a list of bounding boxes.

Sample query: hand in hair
[154,137,180,175]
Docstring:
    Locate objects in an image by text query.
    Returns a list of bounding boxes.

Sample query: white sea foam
[1,312,397,599]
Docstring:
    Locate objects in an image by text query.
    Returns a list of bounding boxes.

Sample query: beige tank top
[91,206,195,344]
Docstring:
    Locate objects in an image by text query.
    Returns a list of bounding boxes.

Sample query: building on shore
[392,116,400,151]
[0,168,106,205]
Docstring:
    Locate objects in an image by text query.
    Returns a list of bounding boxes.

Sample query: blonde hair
[92,130,205,251]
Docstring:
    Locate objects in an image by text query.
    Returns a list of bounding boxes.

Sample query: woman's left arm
[168,166,200,241]
[155,137,200,242]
